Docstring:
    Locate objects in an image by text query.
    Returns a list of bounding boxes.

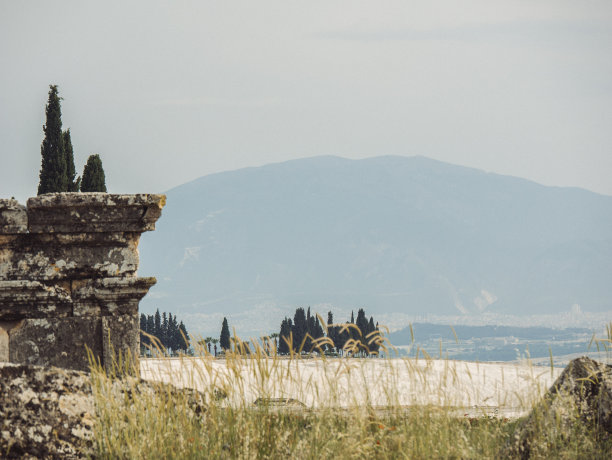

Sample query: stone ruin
[0,193,165,374]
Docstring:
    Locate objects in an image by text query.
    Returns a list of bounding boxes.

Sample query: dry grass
[88,325,612,459]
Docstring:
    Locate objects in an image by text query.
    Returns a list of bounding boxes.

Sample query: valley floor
[140,356,561,418]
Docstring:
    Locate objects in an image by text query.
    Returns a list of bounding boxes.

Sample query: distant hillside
[386,323,595,362]
[387,323,592,344]
[138,155,612,334]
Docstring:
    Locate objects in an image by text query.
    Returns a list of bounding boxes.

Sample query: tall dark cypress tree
[168,313,178,351]
[146,315,155,342]
[306,307,315,351]
[161,312,169,348]
[139,313,148,349]
[220,317,231,351]
[63,129,80,191]
[38,85,68,194]
[327,311,337,351]
[80,154,107,192]
[154,309,162,345]
[356,308,368,353]
[368,316,380,354]
[292,307,307,352]
[178,321,190,351]
[278,317,292,354]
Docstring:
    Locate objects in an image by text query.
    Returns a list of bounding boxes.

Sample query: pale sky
[1,0,611,202]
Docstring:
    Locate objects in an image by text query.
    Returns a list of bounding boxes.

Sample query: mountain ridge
[138,155,612,336]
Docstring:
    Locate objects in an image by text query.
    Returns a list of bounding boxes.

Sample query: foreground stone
[0,363,207,459]
[503,356,612,459]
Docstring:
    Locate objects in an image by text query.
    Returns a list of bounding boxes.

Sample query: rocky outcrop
[503,356,612,459]
[0,363,206,459]
[0,193,165,373]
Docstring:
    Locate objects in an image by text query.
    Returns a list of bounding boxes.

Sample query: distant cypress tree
[220,317,231,351]
[178,321,190,351]
[63,129,80,191]
[368,316,380,354]
[356,308,369,354]
[38,85,68,194]
[139,313,148,350]
[168,314,179,351]
[80,154,107,192]
[146,315,155,342]
[306,307,315,350]
[314,316,324,347]
[292,307,307,353]
[154,309,161,346]
[278,317,292,354]
[161,312,169,348]
[327,311,337,351]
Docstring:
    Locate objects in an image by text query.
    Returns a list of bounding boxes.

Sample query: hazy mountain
[138,156,612,334]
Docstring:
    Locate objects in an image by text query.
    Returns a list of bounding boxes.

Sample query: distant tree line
[38,84,107,195]
[140,309,190,355]
[208,311,382,357]
[278,307,382,356]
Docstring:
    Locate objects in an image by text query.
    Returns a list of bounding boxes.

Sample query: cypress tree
[368,316,380,355]
[38,85,68,194]
[313,315,325,352]
[292,307,307,353]
[80,154,107,192]
[278,317,292,354]
[161,312,169,348]
[327,311,336,351]
[154,309,161,345]
[178,321,190,351]
[146,315,155,342]
[168,314,178,351]
[220,317,231,351]
[139,313,148,350]
[356,308,368,353]
[63,129,80,191]
[306,307,315,351]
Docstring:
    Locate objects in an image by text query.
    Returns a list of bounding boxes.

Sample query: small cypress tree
[38,85,68,194]
[80,154,107,192]
[220,317,231,351]
[63,129,80,191]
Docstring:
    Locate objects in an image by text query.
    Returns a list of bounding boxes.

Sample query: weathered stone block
[0,199,27,234]
[102,313,140,373]
[9,317,103,371]
[27,192,165,233]
[72,277,157,316]
[0,363,95,459]
[0,232,141,280]
[0,280,72,320]
[0,363,207,459]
